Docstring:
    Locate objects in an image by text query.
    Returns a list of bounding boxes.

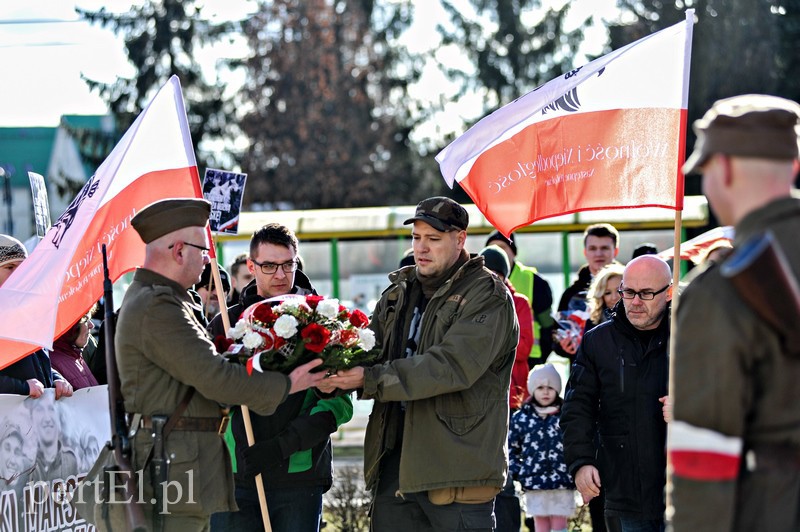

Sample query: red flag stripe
[670,450,740,481]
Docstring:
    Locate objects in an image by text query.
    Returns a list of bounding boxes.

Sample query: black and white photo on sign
[27,172,51,238]
[0,387,110,531]
[202,168,247,235]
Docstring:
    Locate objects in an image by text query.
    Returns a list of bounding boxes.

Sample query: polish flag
[0,76,203,368]
[436,11,694,236]
[658,225,734,263]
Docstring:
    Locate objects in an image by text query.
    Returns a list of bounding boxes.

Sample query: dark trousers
[210,484,324,532]
[371,450,496,532]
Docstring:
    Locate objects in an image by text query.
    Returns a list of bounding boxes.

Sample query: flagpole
[210,257,273,532]
[665,208,682,518]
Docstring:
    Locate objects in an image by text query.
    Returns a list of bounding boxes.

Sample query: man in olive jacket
[116,198,325,531]
[669,95,800,531]
[322,197,518,531]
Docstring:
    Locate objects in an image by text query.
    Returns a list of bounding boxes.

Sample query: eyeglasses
[169,242,210,255]
[251,259,298,275]
[618,284,671,300]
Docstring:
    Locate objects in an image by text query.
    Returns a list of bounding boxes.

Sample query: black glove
[241,437,285,481]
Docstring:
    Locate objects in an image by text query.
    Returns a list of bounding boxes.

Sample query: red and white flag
[0,76,202,368]
[436,11,694,236]
[659,225,734,263]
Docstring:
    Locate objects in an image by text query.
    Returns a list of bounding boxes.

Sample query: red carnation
[349,309,369,328]
[252,303,277,324]
[213,335,234,353]
[305,295,325,309]
[337,328,360,347]
[301,323,332,353]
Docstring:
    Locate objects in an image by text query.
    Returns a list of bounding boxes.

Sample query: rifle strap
[140,387,196,469]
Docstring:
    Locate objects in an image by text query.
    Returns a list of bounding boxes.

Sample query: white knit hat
[527,363,562,396]
[0,234,27,268]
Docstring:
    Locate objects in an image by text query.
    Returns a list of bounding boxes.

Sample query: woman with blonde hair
[586,264,626,328]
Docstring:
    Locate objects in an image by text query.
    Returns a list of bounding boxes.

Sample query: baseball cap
[403,196,469,232]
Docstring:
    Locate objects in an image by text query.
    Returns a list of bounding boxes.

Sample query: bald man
[670,95,800,531]
[562,255,673,532]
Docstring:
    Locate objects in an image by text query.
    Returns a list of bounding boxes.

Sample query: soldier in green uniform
[669,95,800,531]
[116,198,325,531]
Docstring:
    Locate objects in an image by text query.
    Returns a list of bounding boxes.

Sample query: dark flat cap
[132,198,211,244]
[195,262,231,292]
[404,196,469,232]
[684,94,800,175]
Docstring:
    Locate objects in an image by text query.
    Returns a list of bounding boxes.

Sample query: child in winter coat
[509,364,576,532]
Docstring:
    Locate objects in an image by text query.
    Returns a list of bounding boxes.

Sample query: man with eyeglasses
[209,222,353,532]
[561,254,673,532]
[117,200,326,531]
[669,95,800,532]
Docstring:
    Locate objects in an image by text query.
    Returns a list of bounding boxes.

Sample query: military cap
[195,262,231,292]
[684,94,800,175]
[404,196,469,232]
[132,198,211,244]
[0,420,22,445]
[479,245,510,278]
[0,234,27,268]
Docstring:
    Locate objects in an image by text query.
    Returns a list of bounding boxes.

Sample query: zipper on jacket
[619,354,625,394]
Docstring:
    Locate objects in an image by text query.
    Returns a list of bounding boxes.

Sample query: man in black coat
[561,255,673,532]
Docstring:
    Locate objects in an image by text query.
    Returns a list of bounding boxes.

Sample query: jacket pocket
[435,391,488,436]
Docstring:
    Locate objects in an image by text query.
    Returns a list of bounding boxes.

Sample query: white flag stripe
[436,10,694,187]
[669,420,743,455]
[101,82,196,205]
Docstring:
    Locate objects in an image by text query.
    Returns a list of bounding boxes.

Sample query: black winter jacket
[0,349,64,395]
[561,302,669,520]
[208,272,347,491]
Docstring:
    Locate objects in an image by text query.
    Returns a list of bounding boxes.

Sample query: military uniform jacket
[362,257,519,494]
[670,196,800,532]
[116,268,291,516]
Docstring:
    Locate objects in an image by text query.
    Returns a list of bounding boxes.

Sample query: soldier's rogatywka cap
[0,234,27,268]
[403,196,469,232]
[683,94,800,175]
[132,198,211,244]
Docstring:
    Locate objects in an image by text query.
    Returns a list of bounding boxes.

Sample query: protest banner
[0,387,110,532]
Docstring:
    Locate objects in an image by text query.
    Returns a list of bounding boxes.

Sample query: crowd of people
[0,93,798,532]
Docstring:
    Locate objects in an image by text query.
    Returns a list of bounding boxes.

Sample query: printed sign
[27,173,51,239]
[202,169,247,235]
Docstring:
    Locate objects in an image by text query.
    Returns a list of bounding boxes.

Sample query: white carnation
[274,315,299,338]
[229,320,249,340]
[242,331,264,350]
[316,298,340,319]
[278,297,303,312]
[357,328,376,351]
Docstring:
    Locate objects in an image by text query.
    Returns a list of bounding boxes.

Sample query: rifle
[101,244,148,531]
[720,230,800,358]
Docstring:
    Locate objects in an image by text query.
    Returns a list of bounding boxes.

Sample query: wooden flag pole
[664,208,683,518]
[209,258,273,532]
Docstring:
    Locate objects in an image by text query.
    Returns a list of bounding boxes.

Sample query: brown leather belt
[140,415,228,434]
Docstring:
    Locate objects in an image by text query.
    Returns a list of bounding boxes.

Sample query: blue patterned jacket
[508,402,574,490]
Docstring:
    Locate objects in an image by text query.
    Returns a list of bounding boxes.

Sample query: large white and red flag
[436,11,694,236]
[0,75,203,368]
